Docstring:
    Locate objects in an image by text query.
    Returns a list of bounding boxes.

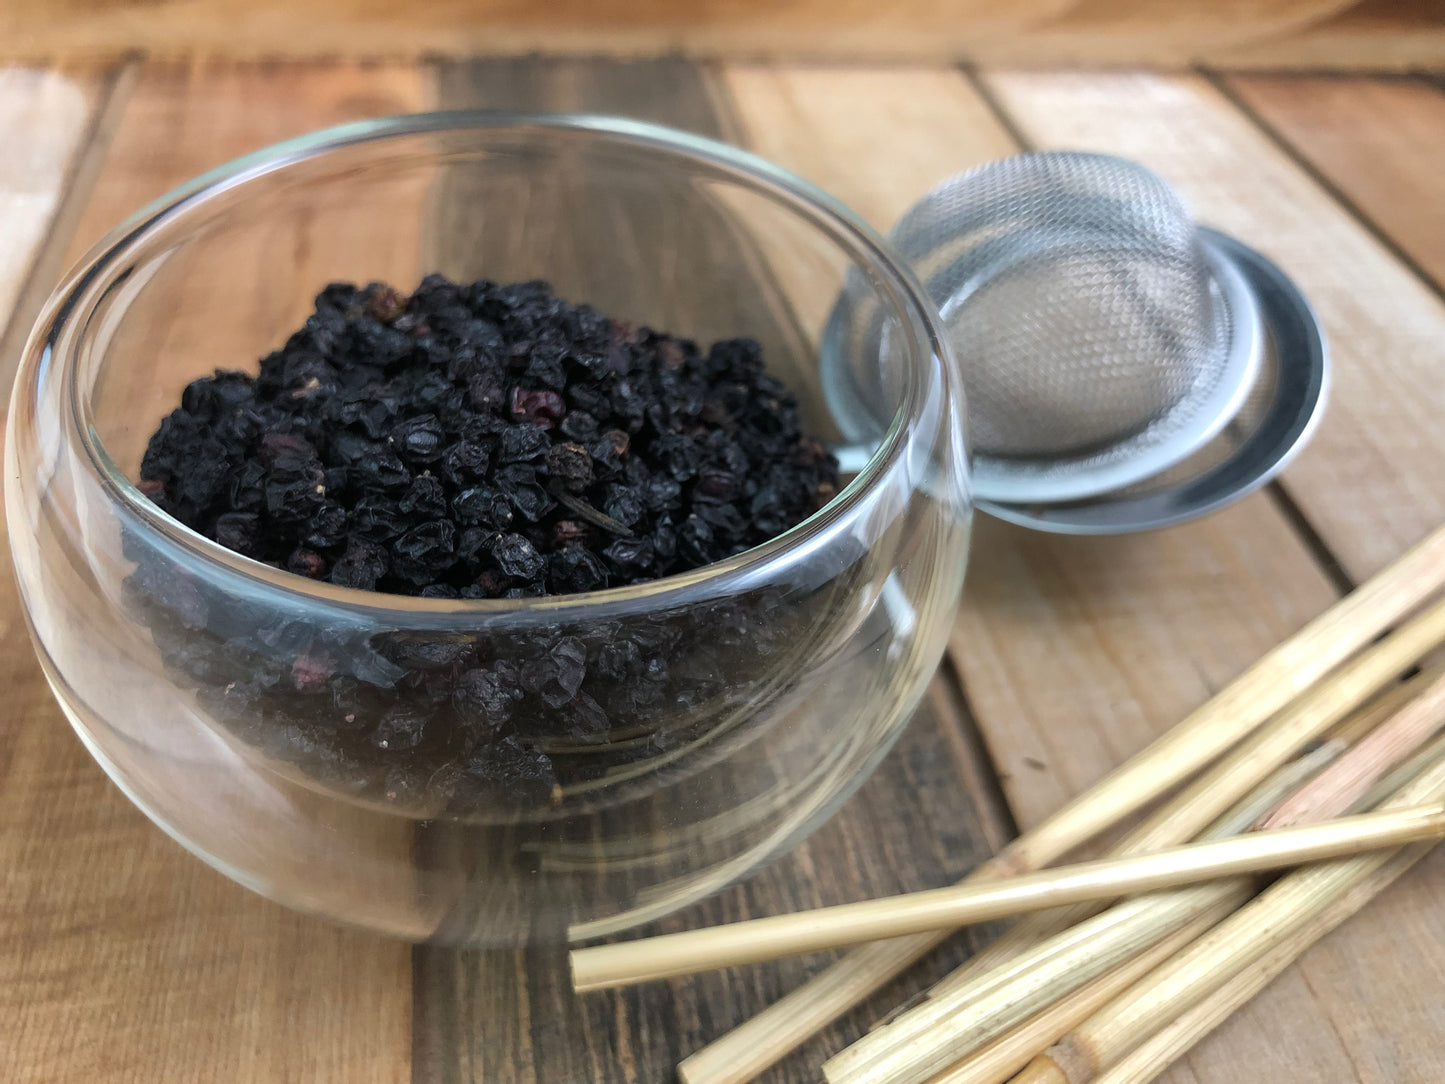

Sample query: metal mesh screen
[891,151,1227,459]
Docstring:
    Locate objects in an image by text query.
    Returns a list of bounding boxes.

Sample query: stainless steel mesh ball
[824,151,1264,505]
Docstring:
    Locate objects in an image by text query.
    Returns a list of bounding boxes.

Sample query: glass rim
[44,109,953,619]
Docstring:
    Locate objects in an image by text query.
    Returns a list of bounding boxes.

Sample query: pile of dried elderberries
[127,275,846,811]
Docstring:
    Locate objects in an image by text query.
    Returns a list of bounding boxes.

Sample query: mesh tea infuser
[823,151,1328,533]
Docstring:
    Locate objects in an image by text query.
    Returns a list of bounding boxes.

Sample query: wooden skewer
[1104,611,1445,857]
[836,752,1342,1083]
[830,881,1256,1084]
[981,539,1445,880]
[1326,672,1425,744]
[1013,844,1435,1084]
[890,653,1445,1017]
[676,525,1445,1084]
[822,653,1445,1084]
[826,652,1445,1084]
[893,735,1346,1021]
[1353,730,1445,812]
[1261,667,1445,828]
[571,803,1445,991]
[918,901,1238,1084]
[1008,755,1445,1084]
[1088,844,1429,1084]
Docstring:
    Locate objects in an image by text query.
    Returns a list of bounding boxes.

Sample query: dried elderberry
[130,275,845,811]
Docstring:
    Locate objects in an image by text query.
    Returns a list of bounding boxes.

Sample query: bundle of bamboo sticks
[570,523,1445,1084]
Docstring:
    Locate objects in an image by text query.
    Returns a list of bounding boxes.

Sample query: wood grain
[0,64,111,358]
[1213,71,1445,1084]
[719,66,1018,229]
[62,61,435,261]
[0,0,1067,63]
[977,67,1445,1083]
[0,60,434,1084]
[2,0,1443,69]
[409,56,1014,1084]
[1209,0,1445,70]
[1225,74,1445,292]
[966,0,1355,67]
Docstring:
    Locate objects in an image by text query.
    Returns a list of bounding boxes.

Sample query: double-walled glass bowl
[6,114,971,945]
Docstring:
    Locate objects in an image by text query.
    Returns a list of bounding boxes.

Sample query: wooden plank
[5,0,1442,69]
[1209,0,1445,70]
[410,56,1015,1084]
[947,511,1343,833]
[0,0,1065,63]
[977,67,1445,1083]
[1225,74,1445,291]
[966,0,1357,67]
[62,61,435,260]
[0,61,433,1084]
[978,0,1445,69]
[718,66,1018,228]
[0,64,111,361]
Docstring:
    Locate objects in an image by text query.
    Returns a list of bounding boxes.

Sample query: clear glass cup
[6,113,971,945]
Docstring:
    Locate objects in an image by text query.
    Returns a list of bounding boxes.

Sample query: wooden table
[3,56,1445,1083]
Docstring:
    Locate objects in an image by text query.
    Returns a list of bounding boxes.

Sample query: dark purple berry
[398,474,448,521]
[304,503,349,549]
[213,511,261,554]
[499,424,551,464]
[257,432,319,472]
[453,668,515,737]
[371,704,430,752]
[391,414,446,464]
[366,285,409,323]
[548,544,609,593]
[509,387,566,429]
[441,441,490,485]
[491,533,545,580]
[391,520,457,583]
[330,538,389,591]
[286,548,329,579]
[559,410,598,442]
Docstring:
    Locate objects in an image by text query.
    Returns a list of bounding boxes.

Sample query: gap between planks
[1215,70,1445,304]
